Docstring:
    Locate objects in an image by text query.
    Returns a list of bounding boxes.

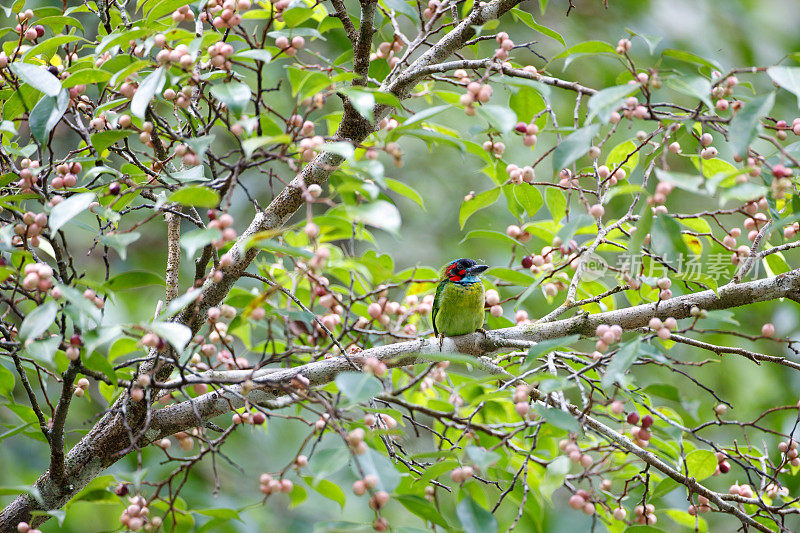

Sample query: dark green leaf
[105,271,165,290]
[456,496,497,533]
[397,495,449,528]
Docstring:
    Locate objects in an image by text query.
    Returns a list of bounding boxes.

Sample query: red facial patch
[447,263,463,281]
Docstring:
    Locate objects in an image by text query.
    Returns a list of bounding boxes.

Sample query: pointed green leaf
[20,301,58,342]
[459,188,500,229]
[131,67,165,119]
[767,66,800,108]
[10,63,62,96]
[456,496,497,533]
[729,92,775,157]
[29,90,69,143]
[49,192,95,233]
[552,124,600,171]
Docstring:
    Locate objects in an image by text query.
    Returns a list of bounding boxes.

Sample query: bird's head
[441,258,489,283]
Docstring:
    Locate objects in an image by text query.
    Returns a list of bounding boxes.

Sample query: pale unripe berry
[485,289,500,306]
[613,507,626,520]
[489,305,503,317]
[589,204,604,218]
[568,494,584,510]
[506,225,521,238]
[762,323,775,337]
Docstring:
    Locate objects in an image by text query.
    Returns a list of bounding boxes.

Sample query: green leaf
[356,448,401,492]
[106,271,164,291]
[334,372,382,404]
[180,227,221,260]
[339,88,374,121]
[465,445,500,472]
[508,87,545,124]
[511,8,566,48]
[606,139,640,175]
[666,76,712,110]
[654,168,703,192]
[552,124,600,171]
[534,405,581,433]
[385,178,425,209]
[684,449,717,481]
[210,82,251,114]
[729,92,775,157]
[148,322,191,352]
[10,62,62,97]
[586,85,638,124]
[29,90,69,143]
[0,364,14,399]
[86,351,117,385]
[460,229,519,246]
[459,188,500,229]
[401,104,449,128]
[381,0,417,18]
[49,192,95,233]
[91,130,133,154]
[557,214,593,242]
[664,509,707,532]
[307,478,346,509]
[767,66,800,108]
[486,267,535,286]
[513,185,543,217]
[601,339,639,388]
[397,495,449,528]
[99,232,141,260]
[661,48,721,71]
[131,67,166,119]
[24,336,61,366]
[524,335,581,370]
[168,186,220,208]
[310,447,350,479]
[476,104,517,133]
[20,301,57,342]
[456,496,497,533]
[345,200,401,234]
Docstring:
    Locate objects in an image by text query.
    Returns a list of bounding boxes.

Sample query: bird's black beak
[466,264,489,275]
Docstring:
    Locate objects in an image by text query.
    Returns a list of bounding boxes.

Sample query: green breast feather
[432,280,486,337]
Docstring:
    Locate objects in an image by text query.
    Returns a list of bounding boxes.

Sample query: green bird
[432,258,489,346]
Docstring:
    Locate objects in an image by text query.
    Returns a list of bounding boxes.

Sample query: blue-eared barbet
[432,258,489,345]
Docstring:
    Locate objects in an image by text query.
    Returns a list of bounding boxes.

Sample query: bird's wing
[431,281,446,336]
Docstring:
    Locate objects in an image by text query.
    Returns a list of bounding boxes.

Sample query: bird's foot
[438,334,444,351]
[476,327,489,338]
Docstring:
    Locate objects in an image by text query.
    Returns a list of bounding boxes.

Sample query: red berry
[114,483,129,496]
[637,428,651,441]
[641,414,654,429]
[626,412,639,425]
[207,209,217,220]
[521,256,533,269]
[515,121,528,133]
[34,25,44,37]
[718,460,730,473]
[70,334,83,346]
[109,182,121,195]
